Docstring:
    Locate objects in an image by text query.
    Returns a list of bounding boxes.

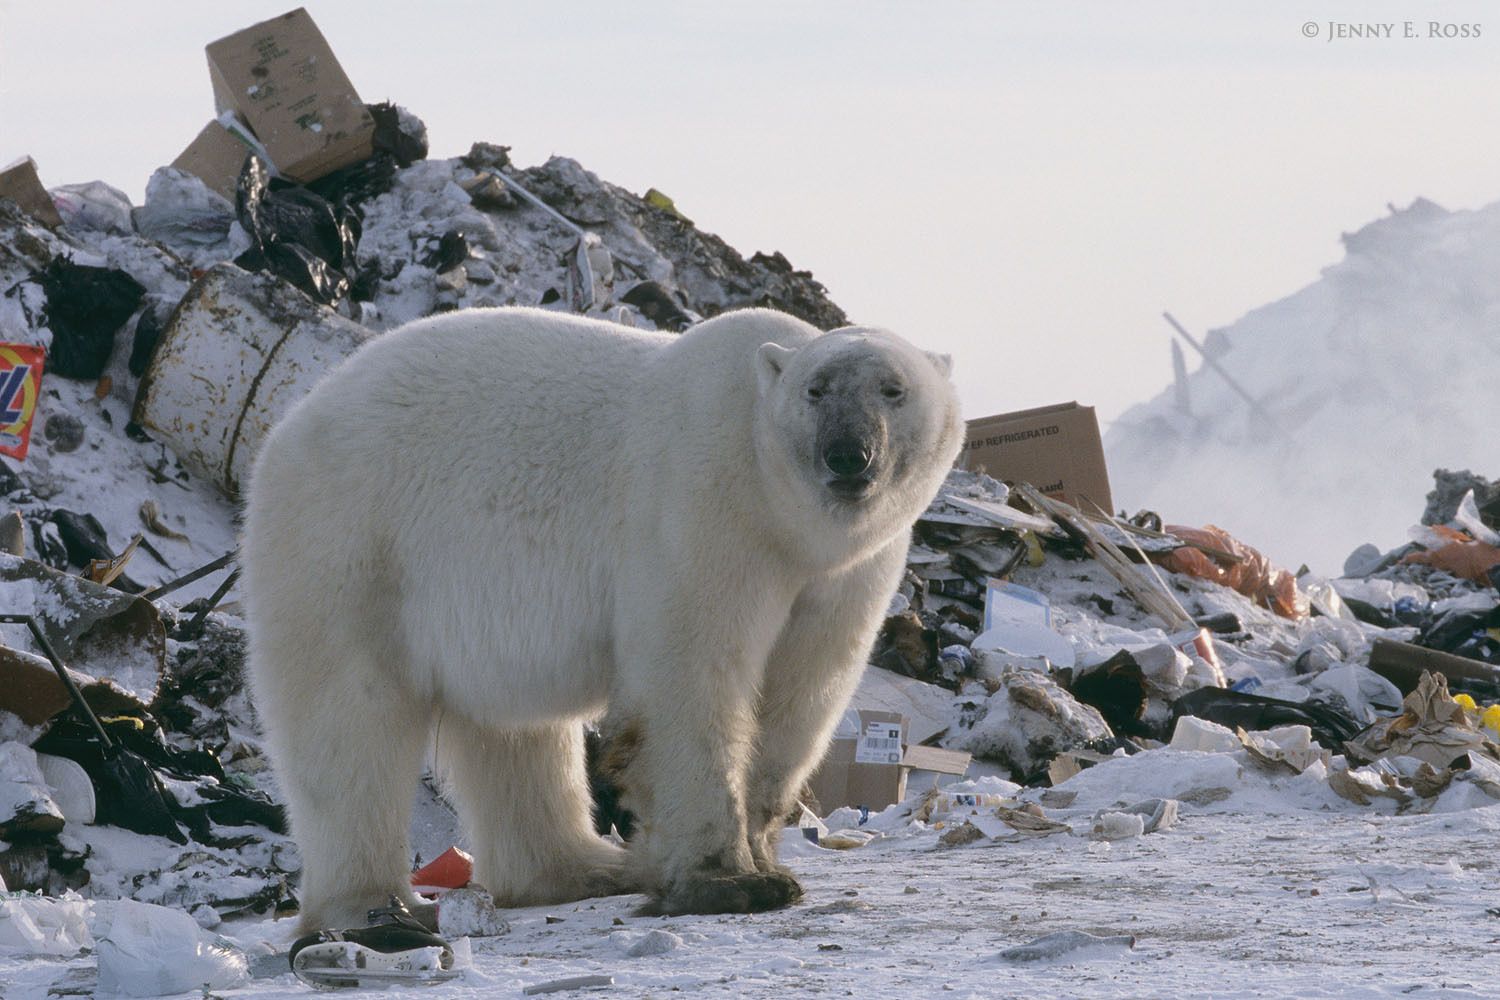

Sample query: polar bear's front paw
[640,871,803,916]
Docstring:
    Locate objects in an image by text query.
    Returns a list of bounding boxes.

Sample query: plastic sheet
[132,168,236,254]
[233,156,360,306]
[33,256,145,380]
[1399,531,1500,585]
[0,891,92,957]
[1169,687,1361,753]
[1158,524,1309,619]
[50,181,135,235]
[92,898,248,996]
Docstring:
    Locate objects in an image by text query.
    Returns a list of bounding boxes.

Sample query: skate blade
[291,940,458,990]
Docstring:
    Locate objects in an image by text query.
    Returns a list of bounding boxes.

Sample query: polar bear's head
[754,327,963,554]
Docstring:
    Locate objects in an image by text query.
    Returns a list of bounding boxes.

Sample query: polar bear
[243,307,962,929]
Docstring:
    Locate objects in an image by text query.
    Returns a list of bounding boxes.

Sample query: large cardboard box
[959,401,1114,514]
[0,157,63,228]
[205,8,374,184]
[171,121,256,202]
[805,709,970,812]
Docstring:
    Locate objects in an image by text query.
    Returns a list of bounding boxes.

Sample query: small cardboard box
[959,401,1114,514]
[0,343,46,460]
[0,157,63,228]
[205,8,374,184]
[171,121,255,202]
[806,709,970,812]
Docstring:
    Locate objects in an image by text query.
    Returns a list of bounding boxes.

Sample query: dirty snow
[6,775,1499,998]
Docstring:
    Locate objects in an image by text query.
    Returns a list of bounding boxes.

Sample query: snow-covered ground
[5,764,1498,998]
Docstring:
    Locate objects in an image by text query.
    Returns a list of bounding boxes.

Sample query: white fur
[242,307,962,927]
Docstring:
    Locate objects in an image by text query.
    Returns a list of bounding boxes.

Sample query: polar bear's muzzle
[821,429,885,501]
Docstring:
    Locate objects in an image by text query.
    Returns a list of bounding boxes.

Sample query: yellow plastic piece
[1482,705,1500,739]
[1023,531,1045,567]
[1454,693,1478,712]
[643,188,691,222]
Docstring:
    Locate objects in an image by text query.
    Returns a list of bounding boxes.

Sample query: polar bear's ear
[927,351,954,378]
[756,342,796,396]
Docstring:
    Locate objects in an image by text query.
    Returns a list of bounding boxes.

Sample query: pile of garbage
[872,465,1500,809]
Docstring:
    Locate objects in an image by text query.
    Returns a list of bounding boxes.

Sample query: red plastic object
[410,846,473,890]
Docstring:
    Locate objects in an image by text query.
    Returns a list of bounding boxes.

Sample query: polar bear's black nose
[823,439,874,478]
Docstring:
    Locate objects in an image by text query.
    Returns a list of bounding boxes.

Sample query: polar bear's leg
[611,571,807,915]
[744,538,909,871]
[437,715,628,905]
[256,639,432,933]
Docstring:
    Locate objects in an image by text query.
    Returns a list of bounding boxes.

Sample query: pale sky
[3,0,1498,428]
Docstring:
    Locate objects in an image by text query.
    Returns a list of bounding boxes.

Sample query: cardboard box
[171,121,256,202]
[0,343,46,460]
[205,8,374,184]
[959,401,1114,514]
[805,709,971,812]
[0,157,63,228]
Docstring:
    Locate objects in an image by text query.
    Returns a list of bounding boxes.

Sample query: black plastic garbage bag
[422,230,469,273]
[1169,687,1363,753]
[33,256,145,379]
[2,610,186,845]
[1420,603,1500,664]
[234,156,360,307]
[95,715,287,842]
[128,297,174,378]
[307,102,429,208]
[35,714,285,845]
[32,716,188,845]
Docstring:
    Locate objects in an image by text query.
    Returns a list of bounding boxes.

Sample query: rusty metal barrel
[132,264,372,496]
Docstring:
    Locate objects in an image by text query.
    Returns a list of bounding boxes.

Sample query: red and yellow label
[0,344,45,460]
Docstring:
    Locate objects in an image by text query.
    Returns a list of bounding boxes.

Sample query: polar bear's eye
[882,384,907,402]
[806,385,826,401]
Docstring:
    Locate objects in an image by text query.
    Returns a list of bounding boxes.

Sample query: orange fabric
[1158,524,1309,619]
[1400,539,1500,585]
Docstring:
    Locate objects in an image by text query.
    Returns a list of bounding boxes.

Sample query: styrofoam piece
[1168,716,1240,753]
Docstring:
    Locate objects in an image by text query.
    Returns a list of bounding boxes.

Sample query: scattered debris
[290,899,457,990]
[522,975,615,996]
[996,929,1137,963]
[435,886,509,939]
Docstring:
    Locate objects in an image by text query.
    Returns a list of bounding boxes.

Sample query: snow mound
[1106,197,1500,575]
